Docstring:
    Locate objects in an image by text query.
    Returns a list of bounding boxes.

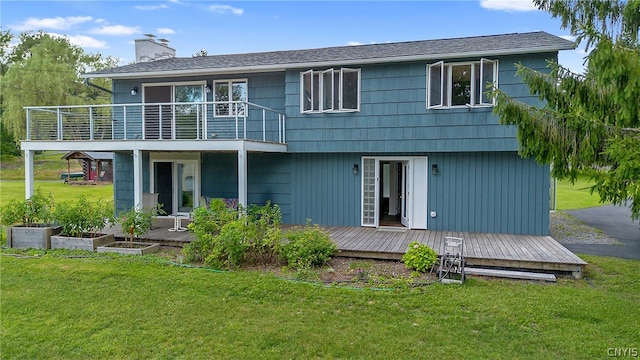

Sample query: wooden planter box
[51,233,115,251]
[6,225,61,249]
[96,241,160,255]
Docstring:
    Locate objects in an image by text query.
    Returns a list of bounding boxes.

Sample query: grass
[1,250,638,359]
[0,181,113,207]
[0,151,82,181]
[555,175,610,210]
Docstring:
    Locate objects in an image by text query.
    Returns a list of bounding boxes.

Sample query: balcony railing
[25,101,286,143]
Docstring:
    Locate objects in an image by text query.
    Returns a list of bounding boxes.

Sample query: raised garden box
[7,226,61,249]
[51,233,115,251]
[96,241,160,255]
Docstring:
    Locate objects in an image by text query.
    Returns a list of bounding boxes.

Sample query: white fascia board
[21,140,287,153]
[81,44,576,80]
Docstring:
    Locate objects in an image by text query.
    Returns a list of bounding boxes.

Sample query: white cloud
[208,4,244,15]
[12,16,93,31]
[67,34,108,49]
[48,32,108,49]
[560,35,576,41]
[479,0,539,12]
[157,27,175,35]
[347,41,364,46]
[135,4,169,10]
[90,25,140,36]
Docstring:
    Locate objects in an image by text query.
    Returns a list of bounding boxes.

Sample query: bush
[0,189,55,227]
[402,242,438,272]
[54,196,115,237]
[183,201,283,268]
[282,222,337,270]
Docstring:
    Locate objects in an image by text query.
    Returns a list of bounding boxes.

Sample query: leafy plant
[0,189,55,227]
[402,242,438,272]
[183,199,239,263]
[119,205,163,247]
[53,196,115,237]
[183,201,284,269]
[282,221,337,269]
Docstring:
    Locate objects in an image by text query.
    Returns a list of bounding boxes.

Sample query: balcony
[25,101,286,144]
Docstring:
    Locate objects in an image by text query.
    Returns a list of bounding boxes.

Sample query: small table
[168,215,188,232]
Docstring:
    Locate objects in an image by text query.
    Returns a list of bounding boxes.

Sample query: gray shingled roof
[84,31,575,78]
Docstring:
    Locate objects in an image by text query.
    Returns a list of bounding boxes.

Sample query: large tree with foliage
[1,31,118,140]
[491,0,640,218]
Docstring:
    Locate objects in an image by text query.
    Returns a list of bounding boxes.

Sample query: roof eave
[81,44,576,79]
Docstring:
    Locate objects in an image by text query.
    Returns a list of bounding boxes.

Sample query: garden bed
[51,233,114,251]
[97,241,160,255]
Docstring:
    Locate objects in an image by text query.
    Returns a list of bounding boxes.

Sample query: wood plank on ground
[465,267,557,282]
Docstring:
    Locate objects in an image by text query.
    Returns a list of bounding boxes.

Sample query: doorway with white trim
[149,152,201,216]
[361,156,427,229]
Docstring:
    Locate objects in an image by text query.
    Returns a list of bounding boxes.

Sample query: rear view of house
[22,31,575,236]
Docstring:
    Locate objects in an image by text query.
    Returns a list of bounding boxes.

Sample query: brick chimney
[135,34,176,63]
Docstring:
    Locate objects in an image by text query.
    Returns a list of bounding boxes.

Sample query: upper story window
[301,68,360,113]
[214,79,247,117]
[427,58,498,109]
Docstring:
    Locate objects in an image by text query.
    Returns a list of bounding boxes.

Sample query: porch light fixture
[353,164,359,175]
[432,164,438,175]
[205,85,212,94]
[130,87,138,96]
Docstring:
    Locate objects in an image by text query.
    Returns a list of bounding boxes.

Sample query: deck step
[465,267,557,282]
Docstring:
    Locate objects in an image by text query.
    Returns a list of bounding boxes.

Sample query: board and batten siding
[284,52,557,154]
[428,152,550,235]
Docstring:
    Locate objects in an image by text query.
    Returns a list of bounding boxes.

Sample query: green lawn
[555,175,609,210]
[0,181,113,207]
[1,251,638,359]
[0,151,82,181]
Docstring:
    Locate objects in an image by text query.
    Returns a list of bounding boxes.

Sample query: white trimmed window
[427,58,498,109]
[301,68,360,113]
[214,79,247,117]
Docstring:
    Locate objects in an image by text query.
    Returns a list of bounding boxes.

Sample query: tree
[1,31,118,140]
[491,0,640,219]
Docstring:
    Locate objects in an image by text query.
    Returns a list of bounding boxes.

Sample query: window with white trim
[301,68,360,113]
[214,79,247,117]
[427,58,498,109]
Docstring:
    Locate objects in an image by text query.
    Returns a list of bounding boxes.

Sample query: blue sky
[3,0,586,73]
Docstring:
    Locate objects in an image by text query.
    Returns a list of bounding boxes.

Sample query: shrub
[282,222,337,270]
[0,189,55,227]
[183,201,283,268]
[119,205,163,245]
[402,242,438,272]
[54,196,115,237]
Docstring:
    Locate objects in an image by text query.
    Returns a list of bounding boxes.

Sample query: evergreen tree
[491,0,640,218]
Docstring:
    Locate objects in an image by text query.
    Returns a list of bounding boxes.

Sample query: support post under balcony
[133,149,143,211]
[237,148,247,208]
[25,150,34,199]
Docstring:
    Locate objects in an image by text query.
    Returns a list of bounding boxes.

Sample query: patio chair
[438,236,465,284]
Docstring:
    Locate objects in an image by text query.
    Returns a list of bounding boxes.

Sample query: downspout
[83,79,112,94]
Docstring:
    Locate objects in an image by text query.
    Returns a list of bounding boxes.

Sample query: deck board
[103,220,586,275]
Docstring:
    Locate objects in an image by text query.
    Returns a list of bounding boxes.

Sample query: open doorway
[362,156,427,229]
[379,161,403,227]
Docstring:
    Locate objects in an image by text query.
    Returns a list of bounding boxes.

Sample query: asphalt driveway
[565,203,640,260]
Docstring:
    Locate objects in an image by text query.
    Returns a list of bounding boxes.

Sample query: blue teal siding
[284,52,557,153]
[288,153,361,226]
[428,152,549,235]
[113,152,133,211]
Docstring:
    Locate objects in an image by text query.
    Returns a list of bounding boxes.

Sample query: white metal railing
[24,101,286,143]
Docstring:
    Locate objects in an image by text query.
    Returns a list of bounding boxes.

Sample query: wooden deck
[102,219,586,278]
[325,226,586,278]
